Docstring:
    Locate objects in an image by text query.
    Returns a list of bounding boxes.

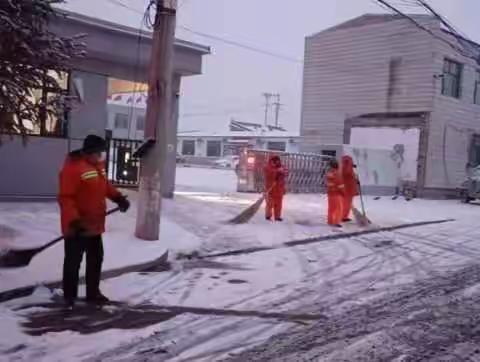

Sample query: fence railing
[237,149,333,193]
[106,138,142,187]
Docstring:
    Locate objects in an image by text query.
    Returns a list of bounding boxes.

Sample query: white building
[301,14,480,197]
[106,97,301,160]
[177,120,300,161]
[178,131,299,159]
[106,91,148,140]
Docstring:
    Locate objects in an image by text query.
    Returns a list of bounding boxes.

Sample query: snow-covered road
[2,167,480,361]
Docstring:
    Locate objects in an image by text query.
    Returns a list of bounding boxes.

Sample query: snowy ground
[2,166,480,361]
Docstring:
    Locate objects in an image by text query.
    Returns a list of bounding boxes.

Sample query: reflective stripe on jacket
[58,152,121,236]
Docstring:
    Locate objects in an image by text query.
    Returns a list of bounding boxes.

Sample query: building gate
[106,138,142,187]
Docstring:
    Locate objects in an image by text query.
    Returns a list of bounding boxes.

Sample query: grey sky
[61,0,478,133]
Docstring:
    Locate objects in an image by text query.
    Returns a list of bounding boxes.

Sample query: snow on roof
[177,129,300,138]
[55,0,210,54]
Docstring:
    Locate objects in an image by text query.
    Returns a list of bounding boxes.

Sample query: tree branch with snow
[0,0,85,136]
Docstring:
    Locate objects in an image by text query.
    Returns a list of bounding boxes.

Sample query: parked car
[214,155,239,169]
[214,158,232,168]
[176,153,186,163]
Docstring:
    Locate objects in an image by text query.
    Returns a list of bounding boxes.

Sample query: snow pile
[0,199,201,294]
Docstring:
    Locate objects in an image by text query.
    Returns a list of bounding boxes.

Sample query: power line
[177,25,303,63]
[372,0,479,64]
[104,0,143,15]
[103,0,303,64]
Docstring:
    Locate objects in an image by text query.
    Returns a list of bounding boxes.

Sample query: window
[207,140,222,157]
[442,59,462,98]
[182,140,195,156]
[475,71,480,105]
[267,141,286,152]
[114,113,129,129]
[470,135,480,167]
[15,71,70,137]
[136,115,145,131]
[321,150,336,157]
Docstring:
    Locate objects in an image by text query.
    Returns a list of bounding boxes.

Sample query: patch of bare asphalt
[190,218,455,259]
[17,302,326,336]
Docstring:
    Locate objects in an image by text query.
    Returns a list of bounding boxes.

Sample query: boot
[64,298,75,310]
[86,291,110,305]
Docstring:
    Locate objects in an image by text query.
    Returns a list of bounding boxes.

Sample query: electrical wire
[371,0,479,64]
[177,25,303,64]
[103,0,302,64]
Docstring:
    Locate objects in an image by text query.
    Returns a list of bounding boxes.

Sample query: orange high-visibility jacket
[326,168,344,195]
[341,155,359,197]
[264,158,287,195]
[58,151,121,236]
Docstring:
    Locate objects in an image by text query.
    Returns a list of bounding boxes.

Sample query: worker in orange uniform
[264,155,287,221]
[326,159,345,227]
[341,155,359,222]
[59,135,130,309]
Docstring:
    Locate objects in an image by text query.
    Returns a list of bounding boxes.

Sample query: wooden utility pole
[135,0,177,241]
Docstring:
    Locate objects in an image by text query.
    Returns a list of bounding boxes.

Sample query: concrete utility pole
[135,0,177,241]
[272,93,282,127]
[263,92,273,127]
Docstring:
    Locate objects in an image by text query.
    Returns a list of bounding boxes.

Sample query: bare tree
[0,0,85,135]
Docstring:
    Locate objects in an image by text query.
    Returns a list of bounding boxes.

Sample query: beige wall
[425,32,480,189]
[301,17,437,147]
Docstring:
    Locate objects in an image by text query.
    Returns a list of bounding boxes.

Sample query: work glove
[114,195,130,213]
[68,219,86,237]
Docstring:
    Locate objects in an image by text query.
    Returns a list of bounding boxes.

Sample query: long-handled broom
[228,185,274,224]
[0,208,120,268]
[352,181,371,227]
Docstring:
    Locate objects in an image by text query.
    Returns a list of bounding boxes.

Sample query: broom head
[228,195,265,224]
[352,206,371,227]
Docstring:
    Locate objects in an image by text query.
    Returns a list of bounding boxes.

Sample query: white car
[214,156,239,169]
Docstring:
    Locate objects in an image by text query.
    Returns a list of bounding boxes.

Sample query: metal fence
[237,149,333,193]
[106,138,142,187]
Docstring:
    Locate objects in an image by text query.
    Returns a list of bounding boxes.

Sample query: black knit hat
[82,135,107,154]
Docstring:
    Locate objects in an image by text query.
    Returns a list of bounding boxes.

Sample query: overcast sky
[61,0,478,133]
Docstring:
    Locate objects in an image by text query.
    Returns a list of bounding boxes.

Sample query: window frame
[182,140,196,156]
[114,113,129,130]
[441,58,463,99]
[136,115,145,131]
[13,71,71,138]
[206,140,222,157]
[474,70,480,105]
[267,141,286,152]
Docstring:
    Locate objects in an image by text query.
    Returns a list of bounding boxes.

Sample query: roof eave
[57,9,211,55]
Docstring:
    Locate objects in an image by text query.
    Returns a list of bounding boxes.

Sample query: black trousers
[63,235,104,301]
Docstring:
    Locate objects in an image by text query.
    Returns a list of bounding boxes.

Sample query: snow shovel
[353,181,371,227]
[228,185,275,224]
[0,208,120,269]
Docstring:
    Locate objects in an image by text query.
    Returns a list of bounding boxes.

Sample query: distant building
[301,14,480,197]
[177,120,300,162]
[106,91,148,140]
[106,96,301,160]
